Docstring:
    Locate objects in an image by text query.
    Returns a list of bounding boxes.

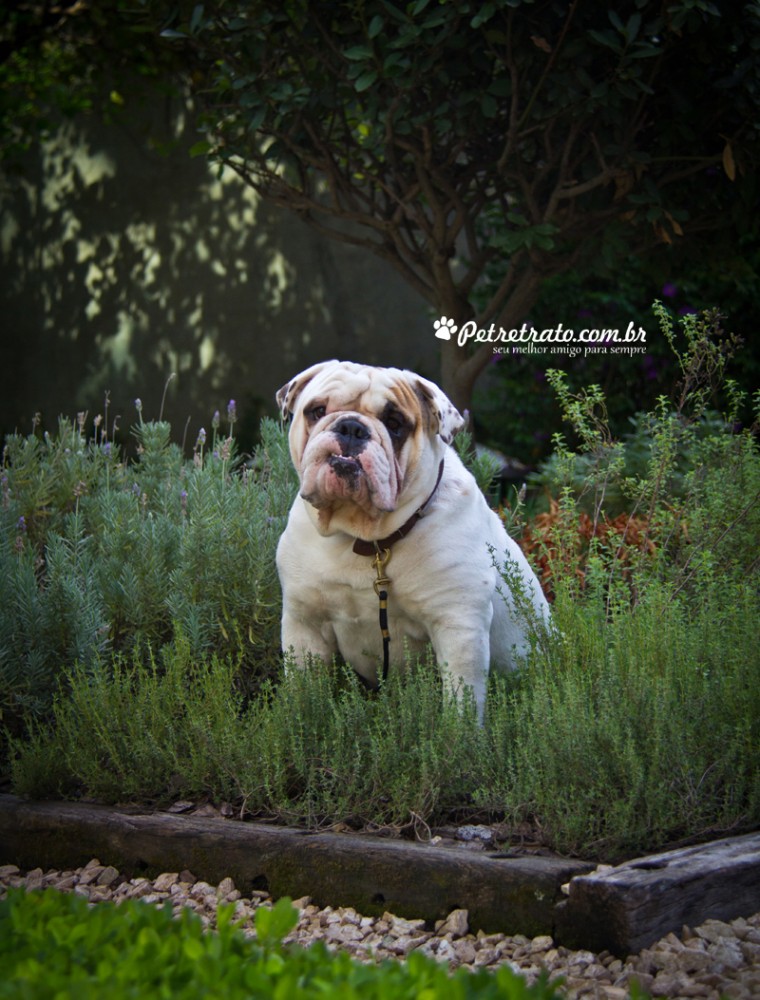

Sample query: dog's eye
[306,405,327,423]
[383,410,407,436]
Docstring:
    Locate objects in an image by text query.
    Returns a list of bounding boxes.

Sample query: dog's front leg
[281,606,337,670]
[429,624,491,723]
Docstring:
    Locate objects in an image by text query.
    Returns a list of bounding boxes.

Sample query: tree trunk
[437,271,544,419]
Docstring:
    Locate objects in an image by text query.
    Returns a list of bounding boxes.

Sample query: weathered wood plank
[0,794,590,937]
[555,832,760,955]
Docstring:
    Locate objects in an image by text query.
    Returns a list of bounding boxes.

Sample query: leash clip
[372,544,391,596]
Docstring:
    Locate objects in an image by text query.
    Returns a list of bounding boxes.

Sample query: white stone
[435,938,459,964]
[154,872,179,891]
[437,908,469,939]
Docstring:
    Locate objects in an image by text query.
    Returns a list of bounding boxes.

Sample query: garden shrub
[236,655,485,831]
[478,575,760,856]
[475,305,760,855]
[0,889,568,999]
[0,412,295,739]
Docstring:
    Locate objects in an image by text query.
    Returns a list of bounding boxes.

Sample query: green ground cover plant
[3,305,759,861]
[0,889,569,1000]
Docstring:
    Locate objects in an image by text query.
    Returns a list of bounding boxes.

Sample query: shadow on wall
[0,92,436,450]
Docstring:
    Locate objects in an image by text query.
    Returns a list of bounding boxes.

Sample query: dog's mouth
[299,427,399,517]
[327,454,363,486]
[300,452,369,511]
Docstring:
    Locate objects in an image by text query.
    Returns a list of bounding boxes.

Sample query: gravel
[2,860,759,999]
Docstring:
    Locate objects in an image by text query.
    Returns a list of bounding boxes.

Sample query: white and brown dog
[275,360,549,718]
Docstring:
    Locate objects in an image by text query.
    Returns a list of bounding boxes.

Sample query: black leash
[371,545,392,681]
[357,459,445,682]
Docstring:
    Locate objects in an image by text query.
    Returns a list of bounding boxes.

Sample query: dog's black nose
[333,417,370,455]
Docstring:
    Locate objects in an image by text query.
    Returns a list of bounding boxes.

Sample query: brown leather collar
[352,459,445,557]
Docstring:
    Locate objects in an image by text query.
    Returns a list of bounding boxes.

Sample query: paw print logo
[433,316,458,340]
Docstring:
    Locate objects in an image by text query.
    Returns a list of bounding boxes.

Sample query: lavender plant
[0,403,296,740]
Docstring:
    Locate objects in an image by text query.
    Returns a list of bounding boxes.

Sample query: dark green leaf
[471,3,496,29]
[190,4,205,34]
[354,69,378,92]
[587,28,623,53]
[344,45,373,61]
[625,13,642,44]
[481,93,498,117]
[368,15,384,39]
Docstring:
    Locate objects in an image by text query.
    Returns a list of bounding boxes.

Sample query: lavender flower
[227,399,237,425]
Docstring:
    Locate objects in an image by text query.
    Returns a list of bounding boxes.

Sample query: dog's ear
[412,375,465,445]
[276,361,339,419]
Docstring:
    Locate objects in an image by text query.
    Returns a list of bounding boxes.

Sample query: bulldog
[275,360,550,718]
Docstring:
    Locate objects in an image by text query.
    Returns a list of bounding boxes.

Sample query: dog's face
[277,361,464,536]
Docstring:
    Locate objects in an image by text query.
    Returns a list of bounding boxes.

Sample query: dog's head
[276,361,464,537]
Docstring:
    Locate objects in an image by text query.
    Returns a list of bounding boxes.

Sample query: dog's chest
[293,544,431,639]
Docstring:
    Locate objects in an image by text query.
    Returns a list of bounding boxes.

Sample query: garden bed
[1,793,757,956]
[0,793,590,940]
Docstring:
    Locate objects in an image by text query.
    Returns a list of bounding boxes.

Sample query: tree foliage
[0,3,176,159]
[157,0,760,405]
[2,1,759,409]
